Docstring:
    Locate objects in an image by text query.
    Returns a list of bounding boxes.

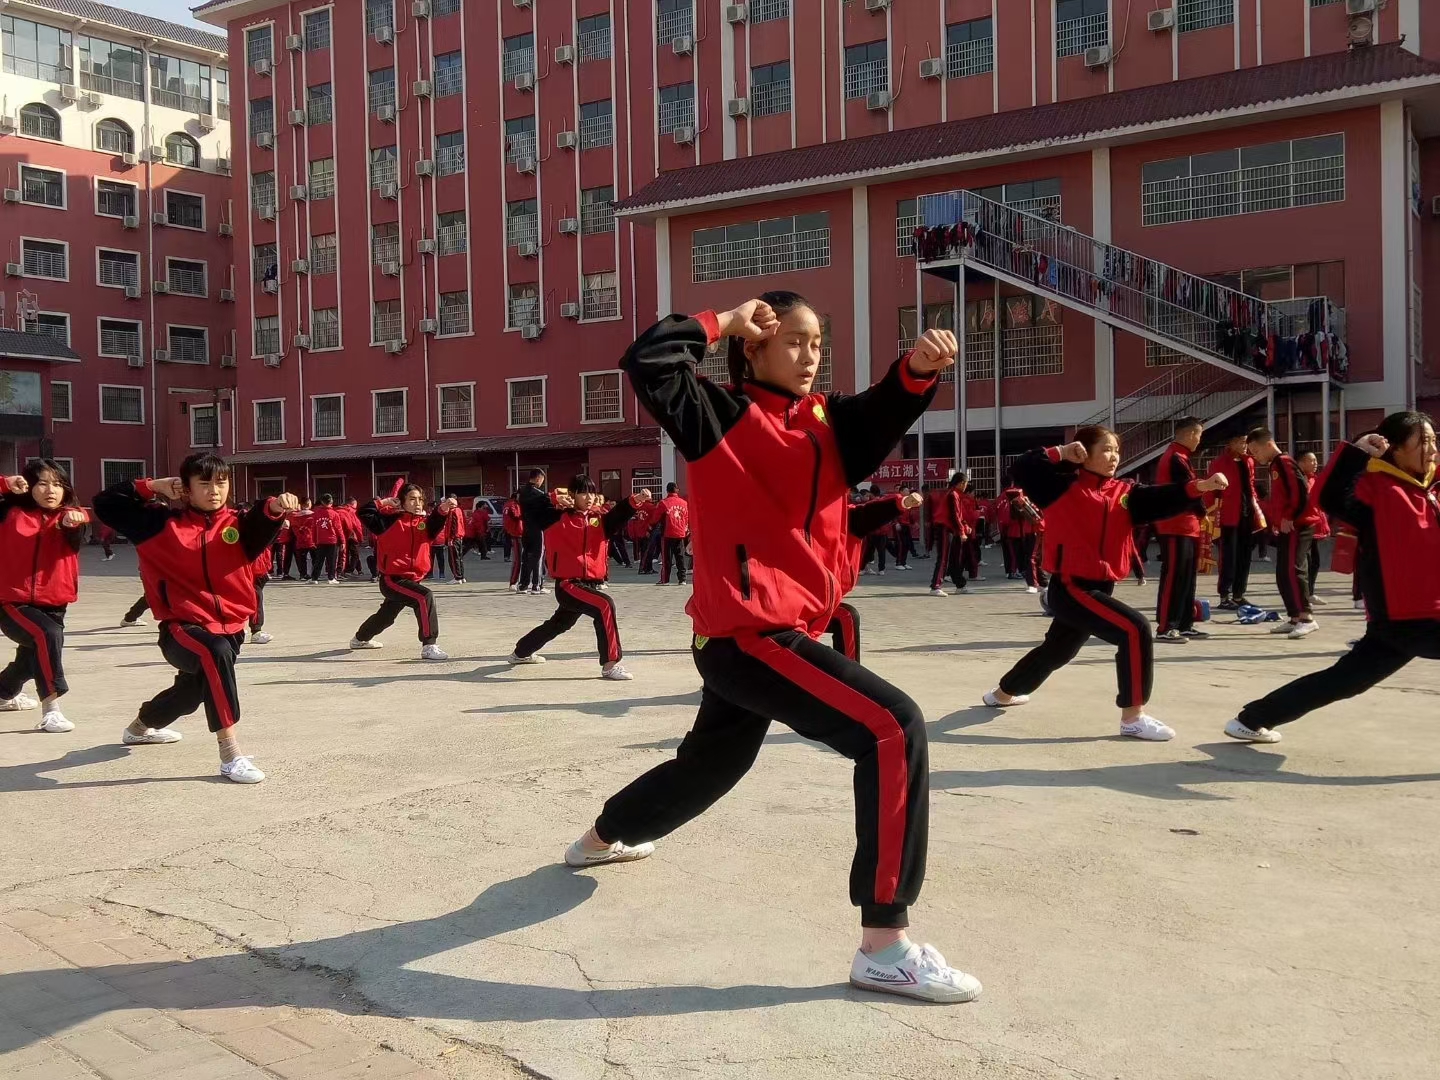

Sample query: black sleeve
[240,501,285,561]
[622,315,749,463]
[1317,444,1374,531]
[1126,481,1203,526]
[1011,448,1077,510]
[61,517,86,552]
[848,496,904,537]
[602,499,638,538]
[1165,452,1204,516]
[92,481,171,545]
[1278,458,1309,520]
[529,503,564,532]
[424,510,448,537]
[826,359,940,489]
[358,501,400,535]
[0,492,18,524]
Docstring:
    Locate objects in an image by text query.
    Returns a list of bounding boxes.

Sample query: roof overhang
[192,0,269,29]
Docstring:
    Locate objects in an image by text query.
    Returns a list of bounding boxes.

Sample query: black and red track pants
[355,575,439,645]
[137,622,243,733]
[658,537,687,584]
[1000,576,1154,709]
[1275,527,1316,619]
[249,576,267,633]
[514,580,621,665]
[0,603,67,700]
[827,601,861,661]
[1155,535,1198,633]
[595,629,929,928]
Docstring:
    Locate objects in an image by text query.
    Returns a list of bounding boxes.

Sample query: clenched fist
[1355,433,1389,458]
[907,330,958,377]
[1058,442,1089,465]
[268,492,301,515]
[61,509,88,528]
[716,300,781,342]
[148,477,186,500]
[437,497,458,514]
[902,492,924,509]
[5,475,29,495]
[1197,474,1229,493]
[635,489,653,505]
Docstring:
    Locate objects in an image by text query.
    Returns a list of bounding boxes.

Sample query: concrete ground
[1,546,1437,1080]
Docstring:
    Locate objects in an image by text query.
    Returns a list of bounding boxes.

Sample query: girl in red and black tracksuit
[569,294,982,1004]
[93,454,290,784]
[830,493,919,661]
[286,501,317,580]
[0,461,89,733]
[986,427,1226,741]
[894,485,919,569]
[351,485,451,659]
[1227,413,1438,741]
[510,476,649,676]
[928,473,967,594]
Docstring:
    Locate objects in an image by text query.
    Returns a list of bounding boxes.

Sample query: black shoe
[1181,628,1211,639]
[1217,598,1238,610]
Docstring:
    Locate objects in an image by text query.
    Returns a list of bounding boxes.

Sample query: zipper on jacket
[737,544,751,600]
[801,430,822,543]
[28,511,48,604]
[198,514,223,622]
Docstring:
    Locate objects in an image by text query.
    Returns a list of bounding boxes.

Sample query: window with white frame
[752,0,789,23]
[19,102,62,140]
[252,170,276,211]
[254,399,284,443]
[311,307,339,349]
[371,222,399,264]
[507,283,539,329]
[26,312,69,344]
[99,317,141,358]
[168,326,208,363]
[895,197,920,257]
[749,61,790,117]
[102,459,146,488]
[312,394,344,438]
[1056,0,1108,57]
[506,199,537,247]
[582,372,622,423]
[843,41,887,100]
[372,389,406,435]
[165,190,203,229]
[631,468,662,496]
[691,213,830,282]
[437,384,474,431]
[436,130,464,175]
[190,403,220,447]
[1177,0,1234,33]
[245,26,272,65]
[95,118,135,154]
[249,96,274,139]
[49,381,72,422]
[502,34,534,81]
[96,180,136,219]
[100,385,144,424]
[506,116,537,163]
[372,299,401,342]
[581,185,615,235]
[254,315,280,355]
[165,133,200,168]
[20,165,63,208]
[304,9,331,51]
[307,82,333,126]
[1141,134,1345,226]
[309,157,335,200]
[368,67,395,113]
[437,210,467,255]
[365,0,393,36]
[370,145,398,188]
[252,242,278,283]
[579,99,612,149]
[98,249,139,289]
[310,233,337,275]
[4,17,72,83]
[656,0,692,44]
[167,258,207,297]
[508,378,545,427]
[433,0,458,15]
[21,239,67,280]
[439,291,469,335]
[582,272,618,320]
[434,50,462,97]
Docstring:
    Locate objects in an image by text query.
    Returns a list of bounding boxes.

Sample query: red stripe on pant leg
[1,604,56,697]
[560,582,620,663]
[1064,580,1145,708]
[736,635,907,905]
[931,533,949,590]
[386,578,432,640]
[1158,538,1176,631]
[1284,532,1305,616]
[170,625,236,729]
[838,607,858,661]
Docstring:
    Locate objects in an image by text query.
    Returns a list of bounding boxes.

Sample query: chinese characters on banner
[870,459,955,484]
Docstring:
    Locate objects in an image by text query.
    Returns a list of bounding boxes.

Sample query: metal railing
[99,257,139,288]
[1142,155,1344,226]
[581,201,614,235]
[692,228,829,282]
[101,326,140,356]
[26,320,68,343]
[435,65,463,97]
[23,247,67,278]
[1056,13,1107,57]
[439,299,470,335]
[372,236,399,264]
[372,309,402,342]
[896,211,920,257]
[168,266,207,296]
[579,112,613,149]
[168,333,208,363]
[659,98,693,135]
[152,87,209,113]
[438,223,467,255]
[437,143,465,175]
[255,326,280,355]
[507,214,538,247]
[501,47,534,81]
[582,284,619,320]
[507,131,536,163]
[656,6,693,44]
[750,80,790,117]
[508,296,539,329]
[751,0,790,22]
[843,59,886,100]
[578,27,612,61]
[81,70,143,100]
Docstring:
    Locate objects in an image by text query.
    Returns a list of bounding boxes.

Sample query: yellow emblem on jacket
[220,526,240,544]
[812,403,828,425]
[588,516,601,527]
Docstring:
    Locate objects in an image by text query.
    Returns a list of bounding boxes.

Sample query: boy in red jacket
[350,485,453,659]
[831,491,923,659]
[286,500,317,580]
[309,493,345,584]
[509,477,650,677]
[93,454,294,783]
[1248,427,1325,638]
[1,461,89,732]
[1207,432,1259,609]
[1153,416,1208,643]
[656,483,690,585]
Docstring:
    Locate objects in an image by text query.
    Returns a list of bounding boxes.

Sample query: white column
[851,186,871,393]
[1380,100,1412,413]
[655,217,677,487]
[1091,148,1114,417]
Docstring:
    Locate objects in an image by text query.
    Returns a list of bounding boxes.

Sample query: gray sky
[128,0,212,32]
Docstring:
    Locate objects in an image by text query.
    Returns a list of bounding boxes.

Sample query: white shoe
[1353,599,1366,611]
[1120,714,1175,741]
[531,586,549,595]
[929,588,948,597]
[0,693,39,711]
[601,663,633,681]
[123,726,183,745]
[849,943,982,1004]
[507,652,546,664]
[564,836,655,867]
[1270,621,1299,634]
[1025,586,1039,594]
[220,756,265,784]
[250,631,273,645]
[1224,717,1282,744]
[120,618,146,627]
[1288,620,1319,639]
[982,689,1028,707]
[349,637,383,650]
[597,583,611,592]
[327,579,338,586]
[420,644,450,661]
[36,710,74,733]
[103,553,115,561]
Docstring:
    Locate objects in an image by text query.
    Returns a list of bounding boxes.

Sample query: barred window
[658,83,694,135]
[20,165,63,208]
[255,400,284,443]
[692,213,830,283]
[98,249,138,289]
[50,381,72,422]
[577,13,611,61]
[438,384,473,430]
[749,61,790,118]
[1056,0,1107,58]
[97,180,136,219]
[436,130,464,175]
[252,242,277,283]
[373,390,406,435]
[252,170,276,211]
[656,0,693,44]
[895,198,919,258]
[439,291,470,335]
[437,210,467,255]
[307,82,333,125]
[508,378,545,427]
[98,318,141,357]
[21,239,66,280]
[507,283,539,329]
[246,26,273,66]
[102,460,146,487]
[365,0,393,35]
[1141,135,1345,226]
[167,258,207,297]
[313,395,344,438]
[249,96,274,138]
[370,145,398,188]
[581,185,615,235]
[168,326,208,363]
[27,313,69,344]
[506,116,537,163]
[582,271,618,320]
[843,41,887,100]
[372,222,399,265]
[19,102,61,140]
[434,50,463,97]
[1177,0,1234,33]
[579,99,613,149]
[311,307,339,349]
[502,34,534,81]
[100,385,144,424]
[309,157,335,200]
[582,372,622,423]
[95,119,134,154]
[506,198,538,247]
[433,0,459,14]
[254,315,279,355]
[372,299,402,343]
[946,18,993,79]
[751,0,789,23]
[368,68,395,113]
[304,10,330,51]
[165,133,200,167]
[1001,297,1064,377]
[310,233,337,276]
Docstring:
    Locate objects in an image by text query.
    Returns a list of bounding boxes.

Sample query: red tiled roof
[618,44,1440,215]
[229,426,661,466]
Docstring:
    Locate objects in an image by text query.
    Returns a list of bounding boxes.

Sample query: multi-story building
[0,0,234,495]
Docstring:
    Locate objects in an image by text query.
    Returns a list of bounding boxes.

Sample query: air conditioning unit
[263,278,280,294]
[124,284,142,298]
[520,323,542,340]
[412,79,433,97]
[198,113,217,131]
[152,280,170,294]
[556,130,578,150]
[418,317,438,334]
[60,83,80,102]
[727,98,747,117]
[864,0,889,9]
[151,212,167,226]
[1147,8,1175,30]
[4,262,22,277]
[291,258,309,274]
[220,353,236,368]
[558,217,579,234]
[414,158,435,176]
[416,237,437,254]
[725,4,747,23]
[0,115,15,133]
[288,108,306,126]
[152,348,170,362]
[252,58,272,76]
[220,287,236,301]
[293,332,311,348]
[264,353,282,368]
[376,105,396,123]
[375,25,394,44]
[560,301,580,319]
[2,188,18,203]
[866,90,892,111]
[1346,0,1376,12]
[413,0,430,16]
[147,145,166,161]
[215,155,232,174]
[514,72,535,92]
[286,33,303,50]
[919,57,944,79]
[380,260,400,276]
[672,34,694,55]
[517,241,538,258]
[120,152,138,166]
[258,204,276,220]
[122,214,139,229]
[383,339,406,354]
[255,131,274,149]
[1084,45,1112,67]
[555,44,576,64]
[128,354,146,368]
[514,0,531,7]
[379,181,399,200]
[516,155,537,174]
[290,183,308,200]
[83,91,103,108]
[218,221,233,236]
[673,125,695,145]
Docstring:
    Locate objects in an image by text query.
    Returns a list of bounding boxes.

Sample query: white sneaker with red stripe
[420,644,450,661]
[849,943,982,1004]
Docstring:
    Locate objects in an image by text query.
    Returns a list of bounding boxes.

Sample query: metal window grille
[166,194,203,229]
[48,382,71,421]
[95,122,134,153]
[307,86,333,125]
[166,135,199,167]
[631,469,662,495]
[22,242,66,279]
[506,130,536,163]
[434,56,463,97]
[374,392,406,434]
[656,5,693,44]
[436,140,465,175]
[309,160,335,200]
[20,105,61,139]
[895,210,920,257]
[507,211,538,247]
[508,293,539,329]
[439,386,473,429]
[1142,154,1344,226]
[255,403,283,443]
[580,199,614,235]
[365,0,393,35]
[369,73,395,112]
[255,318,280,355]
[843,58,886,100]
[152,86,209,113]
[691,227,830,283]
[304,12,330,51]
[82,70,143,101]
[1056,13,1107,57]
[313,398,343,438]
[370,149,397,188]
[246,29,272,64]
[97,184,134,218]
[1002,324,1064,378]
[439,293,470,335]
[433,0,459,15]
[749,79,790,117]
[502,45,535,81]
[101,387,143,423]
[1009,195,1063,241]
[509,380,545,426]
[371,228,399,264]
[658,97,693,135]
[1177,0,1234,32]
[582,374,622,422]
[582,274,619,320]
[311,236,337,275]
[26,316,68,342]
[578,26,612,60]
[102,460,146,487]
[100,323,140,356]
[697,341,727,381]
[946,34,993,79]
[312,308,339,349]
[813,347,834,392]
[168,262,207,296]
[99,252,138,287]
[438,221,468,255]
[752,0,789,22]
[252,173,276,209]
[252,245,277,282]
[372,303,402,342]
[579,111,613,149]
[21,167,63,207]
[169,329,207,362]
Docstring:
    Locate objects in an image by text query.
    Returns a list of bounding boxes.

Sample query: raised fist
[902,492,924,509]
[269,492,301,514]
[61,509,88,528]
[1059,442,1089,465]
[1355,433,1389,458]
[908,330,958,376]
[149,477,185,500]
[635,489,653,505]
[1198,474,1229,493]
[717,300,780,342]
[4,475,27,495]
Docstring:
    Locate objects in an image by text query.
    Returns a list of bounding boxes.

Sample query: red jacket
[540,497,640,581]
[999,487,1038,538]
[289,509,318,549]
[954,490,979,537]
[502,499,525,538]
[659,494,690,539]
[0,498,87,607]
[841,496,905,595]
[1268,453,1325,530]
[1206,451,1258,529]
[440,506,466,543]
[1318,443,1440,622]
[253,545,274,578]
[929,488,954,530]
[93,480,284,634]
[1013,447,1202,582]
[359,501,448,581]
[470,506,491,536]
[1154,442,1204,537]
[624,311,935,639]
[311,505,344,546]
[339,505,363,541]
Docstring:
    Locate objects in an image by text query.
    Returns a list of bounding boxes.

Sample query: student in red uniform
[566,294,981,1003]
[956,481,982,581]
[1247,427,1324,638]
[928,472,965,597]
[0,462,89,732]
[287,499,317,580]
[1208,433,1259,609]
[1225,414,1438,742]
[466,501,492,561]
[634,497,662,574]
[96,521,118,561]
[309,493,344,584]
[508,478,651,677]
[996,486,1019,577]
[503,491,525,586]
[1153,416,1208,643]
[893,484,918,570]
[249,532,274,645]
[656,483,690,585]
[831,491,924,660]
[271,514,290,579]
[1298,451,1328,602]
[93,454,294,784]
[350,486,453,659]
[984,428,1229,741]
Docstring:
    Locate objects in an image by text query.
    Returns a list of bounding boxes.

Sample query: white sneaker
[929,588,948,597]
[507,652,546,664]
[0,692,39,711]
[1025,586,1039,594]
[601,663,633,681]
[1288,620,1319,639]
[327,579,339,586]
[597,583,611,592]
[876,570,886,576]
[120,618,146,627]
[982,689,1028,707]
[250,631,273,645]
[1120,714,1176,741]
[531,586,549,595]
[103,553,115,561]
[420,644,450,661]
[1270,621,1299,634]
[36,710,74,733]
[349,637,383,650]
[1224,717,1282,744]
[220,756,265,784]
[564,836,655,867]
[849,943,982,1004]
[123,726,183,745]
